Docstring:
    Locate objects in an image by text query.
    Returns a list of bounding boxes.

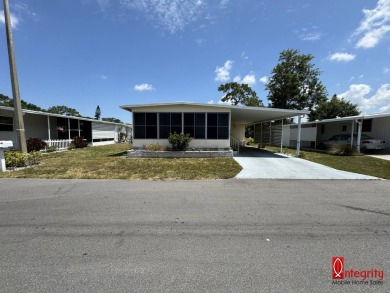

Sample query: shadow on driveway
[235,146,287,158]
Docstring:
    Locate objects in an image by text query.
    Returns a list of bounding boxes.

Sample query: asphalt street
[0,179,389,293]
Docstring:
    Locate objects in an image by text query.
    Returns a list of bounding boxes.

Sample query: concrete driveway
[234,147,378,179]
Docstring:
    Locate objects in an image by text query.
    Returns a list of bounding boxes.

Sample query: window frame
[0,116,13,132]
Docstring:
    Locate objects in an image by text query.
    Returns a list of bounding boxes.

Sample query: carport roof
[120,102,309,124]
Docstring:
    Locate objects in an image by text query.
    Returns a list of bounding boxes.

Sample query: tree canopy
[266,49,327,113]
[218,82,263,107]
[47,105,81,117]
[308,94,360,121]
[102,117,123,124]
[0,94,46,112]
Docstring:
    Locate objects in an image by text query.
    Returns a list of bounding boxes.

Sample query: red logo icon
[332,257,344,279]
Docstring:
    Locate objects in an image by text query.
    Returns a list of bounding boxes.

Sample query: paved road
[0,179,389,293]
[234,148,378,179]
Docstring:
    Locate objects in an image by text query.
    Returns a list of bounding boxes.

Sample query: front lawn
[265,146,390,179]
[0,144,242,180]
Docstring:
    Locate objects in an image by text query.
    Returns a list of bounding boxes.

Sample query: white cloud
[328,52,356,62]
[215,60,233,82]
[232,73,256,85]
[134,83,155,91]
[384,67,390,73]
[120,0,205,33]
[0,11,20,29]
[101,75,108,80]
[219,0,229,8]
[338,83,390,113]
[353,0,390,48]
[295,27,322,41]
[259,76,268,84]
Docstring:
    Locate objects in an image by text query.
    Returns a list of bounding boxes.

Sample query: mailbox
[0,140,13,149]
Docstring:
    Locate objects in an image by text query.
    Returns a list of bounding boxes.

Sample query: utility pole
[3,0,27,153]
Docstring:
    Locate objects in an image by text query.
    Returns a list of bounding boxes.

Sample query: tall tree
[308,94,360,121]
[47,105,81,117]
[266,49,327,113]
[218,82,263,107]
[95,105,101,120]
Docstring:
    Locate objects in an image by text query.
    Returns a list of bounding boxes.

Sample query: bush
[5,150,42,168]
[46,146,57,152]
[27,151,43,165]
[26,138,47,152]
[330,144,357,156]
[245,137,254,145]
[167,132,192,151]
[119,132,128,142]
[145,143,165,151]
[72,136,87,149]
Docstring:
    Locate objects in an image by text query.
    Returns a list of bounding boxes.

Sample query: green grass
[0,144,242,180]
[265,146,390,179]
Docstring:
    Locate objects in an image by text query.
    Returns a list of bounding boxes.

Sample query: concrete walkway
[234,147,378,179]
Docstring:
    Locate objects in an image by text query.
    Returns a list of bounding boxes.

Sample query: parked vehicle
[318,134,386,151]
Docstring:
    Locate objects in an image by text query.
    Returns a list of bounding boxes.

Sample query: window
[133,112,157,139]
[184,113,205,139]
[340,124,348,132]
[362,119,372,132]
[159,113,182,138]
[0,116,13,131]
[320,124,325,134]
[207,113,229,139]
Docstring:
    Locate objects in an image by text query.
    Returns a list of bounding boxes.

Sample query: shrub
[119,132,128,142]
[145,143,165,151]
[5,150,28,168]
[72,136,87,149]
[167,132,192,151]
[46,146,57,153]
[27,151,43,165]
[245,137,254,145]
[26,138,47,152]
[68,143,76,150]
[5,150,43,168]
[330,144,357,156]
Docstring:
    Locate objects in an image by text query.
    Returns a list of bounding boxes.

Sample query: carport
[229,106,309,156]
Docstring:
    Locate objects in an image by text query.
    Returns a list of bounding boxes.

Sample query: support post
[280,119,284,153]
[0,150,6,172]
[356,119,362,154]
[47,116,51,145]
[3,0,27,153]
[68,118,71,141]
[296,116,302,157]
[78,120,81,137]
[350,121,354,147]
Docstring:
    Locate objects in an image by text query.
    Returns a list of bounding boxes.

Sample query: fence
[44,139,72,150]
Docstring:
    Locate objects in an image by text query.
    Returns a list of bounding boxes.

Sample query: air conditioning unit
[0,140,13,149]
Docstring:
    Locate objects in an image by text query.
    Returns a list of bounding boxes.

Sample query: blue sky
[0,0,389,123]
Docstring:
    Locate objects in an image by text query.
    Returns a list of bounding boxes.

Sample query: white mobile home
[0,106,132,150]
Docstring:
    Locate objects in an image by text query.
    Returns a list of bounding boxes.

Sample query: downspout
[296,116,302,157]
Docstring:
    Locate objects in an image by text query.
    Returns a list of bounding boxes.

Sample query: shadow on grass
[108,151,128,157]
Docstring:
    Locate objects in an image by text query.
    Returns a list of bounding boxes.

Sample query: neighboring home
[120,102,308,152]
[0,106,132,150]
[279,113,390,152]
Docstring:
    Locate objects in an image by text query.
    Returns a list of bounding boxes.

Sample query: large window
[207,113,229,139]
[133,111,229,140]
[184,113,205,139]
[362,119,372,132]
[133,112,157,139]
[0,116,13,131]
[159,113,182,139]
